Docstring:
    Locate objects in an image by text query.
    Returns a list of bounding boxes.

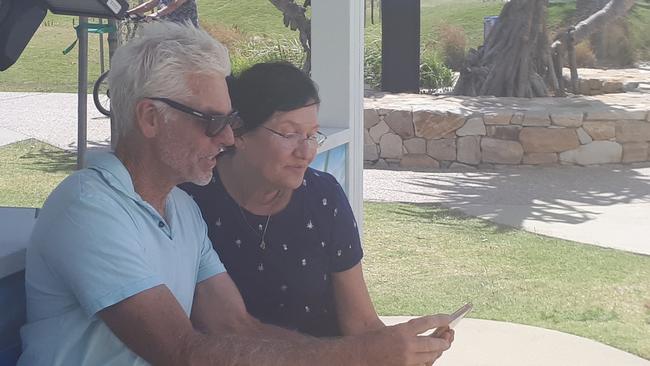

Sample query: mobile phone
[430,302,473,337]
[448,302,473,328]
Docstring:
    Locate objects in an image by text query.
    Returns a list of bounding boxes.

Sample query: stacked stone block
[364,106,650,169]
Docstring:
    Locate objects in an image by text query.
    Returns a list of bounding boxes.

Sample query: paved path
[0,92,111,150]
[364,166,650,256]
[381,316,650,366]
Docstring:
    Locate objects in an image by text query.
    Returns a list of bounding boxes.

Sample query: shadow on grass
[366,161,650,232]
[383,201,518,235]
[19,142,76,174]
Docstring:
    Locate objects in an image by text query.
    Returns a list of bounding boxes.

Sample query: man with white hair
[19,22,453,366]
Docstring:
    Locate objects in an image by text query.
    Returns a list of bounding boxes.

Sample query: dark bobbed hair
[227,62,320,136]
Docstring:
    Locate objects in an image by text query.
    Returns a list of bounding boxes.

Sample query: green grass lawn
[0,140,76,207]
[1,140,649,360]
[0,15,111,93]
[363,201,650,360]
[2,0,649,93]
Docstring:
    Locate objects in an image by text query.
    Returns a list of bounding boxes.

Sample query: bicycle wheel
[93,70,111,117]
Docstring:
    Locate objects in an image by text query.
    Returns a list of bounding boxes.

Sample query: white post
[311,0,365,228]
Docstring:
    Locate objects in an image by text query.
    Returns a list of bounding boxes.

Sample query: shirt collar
[87,152,139,200]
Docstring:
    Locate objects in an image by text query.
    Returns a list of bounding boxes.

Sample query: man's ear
[134,99,163,138]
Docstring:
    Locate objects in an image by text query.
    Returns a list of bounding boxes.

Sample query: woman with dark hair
[180,62,384,337]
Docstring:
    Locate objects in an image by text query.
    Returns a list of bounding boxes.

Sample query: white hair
[109,21,231,142]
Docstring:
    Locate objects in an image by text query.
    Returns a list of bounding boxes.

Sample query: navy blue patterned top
[180,168,363,337]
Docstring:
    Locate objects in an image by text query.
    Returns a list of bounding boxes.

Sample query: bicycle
[93,14,148,116]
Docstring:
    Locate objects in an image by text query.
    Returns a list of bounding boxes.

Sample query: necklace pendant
[260,240,266,250]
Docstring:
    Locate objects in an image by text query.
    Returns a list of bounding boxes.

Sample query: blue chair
[0,270,25,366]
[0,206,38,366]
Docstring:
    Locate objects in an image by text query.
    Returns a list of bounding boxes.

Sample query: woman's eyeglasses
[260,126,327,148]
[148,97,243,137]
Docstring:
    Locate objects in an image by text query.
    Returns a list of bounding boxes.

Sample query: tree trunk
[453,0,553,97]
[454,0,636,97]
[267,0,312,73]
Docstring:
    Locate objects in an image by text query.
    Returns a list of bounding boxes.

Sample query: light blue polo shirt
[18,152,225,366]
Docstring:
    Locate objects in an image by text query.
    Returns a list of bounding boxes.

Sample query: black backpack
[0,0,47,71]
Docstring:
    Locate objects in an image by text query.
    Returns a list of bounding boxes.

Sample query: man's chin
[190,173,213,186]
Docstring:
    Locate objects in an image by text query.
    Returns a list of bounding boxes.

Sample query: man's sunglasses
[148,97,243,137]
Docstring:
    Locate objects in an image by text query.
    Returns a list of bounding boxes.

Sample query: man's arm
[151,0,188,17]
[99,284,359,366]
[99,278,452,366]
[126,0,160,16]
[188,272,454,365]
[190,272,310,342]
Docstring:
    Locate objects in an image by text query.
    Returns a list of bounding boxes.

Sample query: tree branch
[267,0,312,72]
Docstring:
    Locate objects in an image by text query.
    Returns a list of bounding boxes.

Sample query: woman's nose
[294,139,317,160]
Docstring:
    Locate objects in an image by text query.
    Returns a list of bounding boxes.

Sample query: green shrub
[364,38,383,89]
[230,37,305,76]
[600,20,636,67]
[574,41,596,68]
[439,23,467,71]
[203,23,248,50]
[365,38,453,92]
[420,50,454,91]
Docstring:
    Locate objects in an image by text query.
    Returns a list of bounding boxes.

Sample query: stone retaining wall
[562,67,650,95]
[573,78,628,95]
[364,96,650,169]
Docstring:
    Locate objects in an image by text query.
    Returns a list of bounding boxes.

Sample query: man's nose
[214,124,235,146]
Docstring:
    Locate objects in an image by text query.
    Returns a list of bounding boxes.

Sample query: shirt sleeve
[194,205,226,283]
[32,194,163,318]
[178,183,226,283]
[322,173,364,273]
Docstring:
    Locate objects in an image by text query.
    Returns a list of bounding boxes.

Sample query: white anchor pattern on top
[181,168,363,337]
